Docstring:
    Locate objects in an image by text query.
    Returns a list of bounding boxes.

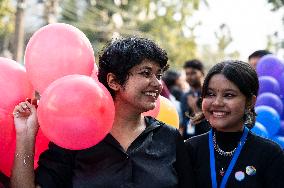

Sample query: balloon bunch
[253,55,284,148]
[0,23,114,176]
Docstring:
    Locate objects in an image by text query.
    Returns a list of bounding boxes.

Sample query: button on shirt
[35,117,194,188]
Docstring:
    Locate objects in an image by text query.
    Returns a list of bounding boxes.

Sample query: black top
[0,172,9,188]
[185,130,284,188]
[35,117,195,188]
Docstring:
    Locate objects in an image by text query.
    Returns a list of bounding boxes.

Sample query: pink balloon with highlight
[37,75,115,150]
[25,23,97,94]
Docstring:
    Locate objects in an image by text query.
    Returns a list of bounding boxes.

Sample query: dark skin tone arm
[11,99,41,188]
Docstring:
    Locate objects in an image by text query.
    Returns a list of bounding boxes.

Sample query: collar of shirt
[103,116,162,153]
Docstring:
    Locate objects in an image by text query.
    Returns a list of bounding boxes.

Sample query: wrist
[16,133,37,145]
[16,127,39,138]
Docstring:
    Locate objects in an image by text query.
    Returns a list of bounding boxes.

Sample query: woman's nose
[212,96,224,106]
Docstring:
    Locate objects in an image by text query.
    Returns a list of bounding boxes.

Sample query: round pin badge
[246,166,256,176]
[235,171,245,181]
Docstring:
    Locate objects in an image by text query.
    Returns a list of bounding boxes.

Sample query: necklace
[213,131,237,157]
[220,167,225,176]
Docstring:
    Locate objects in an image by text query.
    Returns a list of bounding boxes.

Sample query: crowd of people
[0,36,284,187]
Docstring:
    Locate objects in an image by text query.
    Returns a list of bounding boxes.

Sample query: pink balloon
[37,75,115,150]
[0,58,33,112]
[90,67,98,80]
[25,23,97,94]
[143,95,161,117]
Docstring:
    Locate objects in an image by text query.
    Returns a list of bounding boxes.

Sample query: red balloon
[0,109,14,177]
[142,95,161,117]
[25,23,97,94]
[37,75,115,150]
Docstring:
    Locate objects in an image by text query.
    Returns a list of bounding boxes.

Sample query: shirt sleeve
[35,142,75,188]
[174,130,196,188]
[263,145,284,188]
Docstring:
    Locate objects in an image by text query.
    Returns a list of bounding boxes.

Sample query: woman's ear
[246,95,257,109]
[107,73,120,91]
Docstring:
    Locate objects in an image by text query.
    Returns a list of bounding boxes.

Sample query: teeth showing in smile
[212,111,226,117]
[145,92,157,97]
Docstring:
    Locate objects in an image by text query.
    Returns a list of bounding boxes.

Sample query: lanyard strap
[209,127,249,188]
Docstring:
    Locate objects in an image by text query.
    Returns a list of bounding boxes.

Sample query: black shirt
[35,117,195,188]
[185,130,284,188]
[0,172,9,188]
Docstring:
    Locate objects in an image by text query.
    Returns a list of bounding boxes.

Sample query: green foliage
[0,0,15,52]
[268,0,284,10]
[58,0,201,68]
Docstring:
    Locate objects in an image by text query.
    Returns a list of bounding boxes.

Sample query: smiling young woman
[185,60,284,188]
[11,37,195,188]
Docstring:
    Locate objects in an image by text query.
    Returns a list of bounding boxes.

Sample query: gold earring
[244,109,254,126]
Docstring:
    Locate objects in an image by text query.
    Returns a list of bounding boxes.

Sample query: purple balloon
[256,92,283,116]
[281,97,284,120]
[258,76,280,95]
[256,55,284,80]
[277,72,284,99]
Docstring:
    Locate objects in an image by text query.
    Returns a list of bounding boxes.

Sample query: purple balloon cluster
[253,55,284,148]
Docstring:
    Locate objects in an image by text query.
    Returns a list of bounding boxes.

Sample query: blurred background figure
[162,70,186,123]
[180,59,210,139]
[163,70,184,101]
[248,50,272,69]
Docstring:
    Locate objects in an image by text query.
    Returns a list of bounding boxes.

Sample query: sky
[193,0,284,60]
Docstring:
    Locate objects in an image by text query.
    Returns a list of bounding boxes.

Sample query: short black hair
[248,50,271,60]
[183,59,204,74]
[98,37,169,97]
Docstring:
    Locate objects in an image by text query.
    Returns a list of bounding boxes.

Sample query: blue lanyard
[209,127,249,188]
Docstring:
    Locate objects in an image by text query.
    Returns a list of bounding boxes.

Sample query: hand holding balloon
[13,100,39,138]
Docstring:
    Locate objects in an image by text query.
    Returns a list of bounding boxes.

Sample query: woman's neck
[110,101,146,151]
[215,129,243,152]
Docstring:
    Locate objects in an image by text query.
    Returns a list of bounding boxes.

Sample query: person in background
[163,70,184,102]
[180,59,210,139]
[162,70,185,123]
[160,80,171,99]
[11,37,195,188]
[186,60,284,188]
[248,50,271,69]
